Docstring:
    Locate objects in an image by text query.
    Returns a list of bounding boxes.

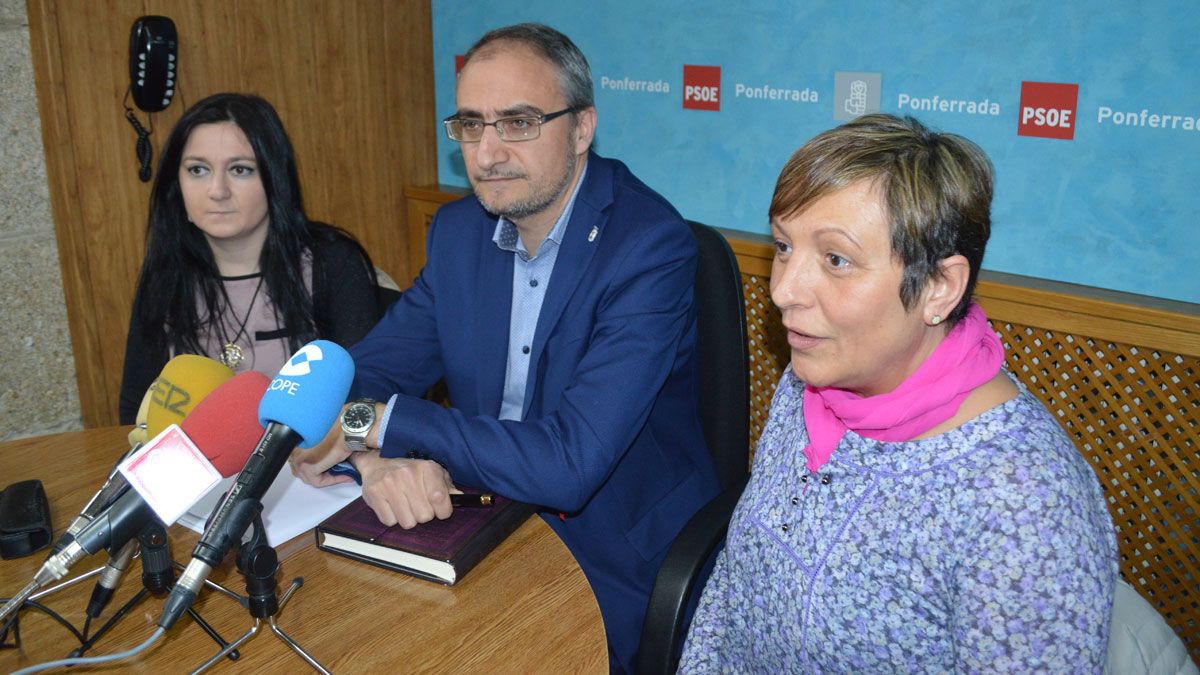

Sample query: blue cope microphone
[159,341,354,630]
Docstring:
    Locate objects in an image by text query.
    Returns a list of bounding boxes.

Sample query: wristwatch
[340,399,378,452]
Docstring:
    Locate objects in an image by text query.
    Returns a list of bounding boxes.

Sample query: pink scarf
[800,302,1004,472]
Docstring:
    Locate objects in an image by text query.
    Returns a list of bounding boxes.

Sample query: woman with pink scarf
[679,114,1116,672]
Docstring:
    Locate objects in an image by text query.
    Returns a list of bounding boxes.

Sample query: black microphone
[55,449,137,554]
[160,341,354,630]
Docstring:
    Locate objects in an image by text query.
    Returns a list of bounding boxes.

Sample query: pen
[401,451,493,507]
[451,493,494,507]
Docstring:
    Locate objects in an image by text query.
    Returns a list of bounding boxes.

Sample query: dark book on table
[315,493,535,585]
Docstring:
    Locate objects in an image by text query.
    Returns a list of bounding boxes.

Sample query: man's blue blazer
[349,153,719,669]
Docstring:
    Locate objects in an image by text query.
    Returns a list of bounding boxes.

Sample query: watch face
[342,403,374,434]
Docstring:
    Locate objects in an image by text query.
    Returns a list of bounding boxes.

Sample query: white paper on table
[178,469,361,548]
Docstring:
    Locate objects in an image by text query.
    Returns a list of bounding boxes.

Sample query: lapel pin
[588,226,598,242]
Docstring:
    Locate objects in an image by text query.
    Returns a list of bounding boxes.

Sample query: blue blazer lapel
[524,156,613,412]
[473,225,514,418]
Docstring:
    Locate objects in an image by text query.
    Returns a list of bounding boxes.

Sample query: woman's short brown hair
[769,113,994,325]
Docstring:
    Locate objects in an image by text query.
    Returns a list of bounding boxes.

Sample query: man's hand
[354,452,455,529]
[289,415,353,487]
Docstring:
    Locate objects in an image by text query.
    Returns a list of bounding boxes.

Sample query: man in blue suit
[292,23,718,671]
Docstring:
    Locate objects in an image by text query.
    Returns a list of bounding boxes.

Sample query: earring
[931,315,942,326]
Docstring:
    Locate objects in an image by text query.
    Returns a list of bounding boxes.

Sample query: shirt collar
[492,161,589,260]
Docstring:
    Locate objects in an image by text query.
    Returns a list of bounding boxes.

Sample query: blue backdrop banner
[433,1,1199,304]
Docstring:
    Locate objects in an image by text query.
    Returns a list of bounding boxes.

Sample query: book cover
[315,493,535,585]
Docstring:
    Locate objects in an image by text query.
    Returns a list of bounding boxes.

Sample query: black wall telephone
[125,16,177,182]
[128,15,177,113]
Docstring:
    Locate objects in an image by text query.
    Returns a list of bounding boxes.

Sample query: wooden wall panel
[28,0,437,427]
[26,1,109,426]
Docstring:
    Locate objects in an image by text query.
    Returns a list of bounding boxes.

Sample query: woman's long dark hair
[133,93,372,358]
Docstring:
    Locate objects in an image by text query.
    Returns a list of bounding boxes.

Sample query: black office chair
[637,221,751,675]
[375,285,402,318]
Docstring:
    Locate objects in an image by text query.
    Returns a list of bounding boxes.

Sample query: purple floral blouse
[679,369,1117,673]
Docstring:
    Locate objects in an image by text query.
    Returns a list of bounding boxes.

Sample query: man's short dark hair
[462,23,594,110]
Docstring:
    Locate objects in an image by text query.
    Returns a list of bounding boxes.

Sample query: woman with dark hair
[118,93,380,423]
[679,114,1116,671]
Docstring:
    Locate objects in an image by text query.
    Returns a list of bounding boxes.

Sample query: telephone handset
[128,15,177,113]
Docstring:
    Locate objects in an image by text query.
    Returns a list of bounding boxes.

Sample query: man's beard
[475,150,577,221]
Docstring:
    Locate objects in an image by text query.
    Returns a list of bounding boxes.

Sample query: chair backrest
[375,285,402,319]
[687,220,751,490]
[636,222,750,674]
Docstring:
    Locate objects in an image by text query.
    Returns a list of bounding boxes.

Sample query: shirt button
[522,346,530,354]
[530,279,539,287]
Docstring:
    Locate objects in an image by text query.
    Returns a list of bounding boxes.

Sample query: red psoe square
[683,65,721,111]
[1018,81,1080,140]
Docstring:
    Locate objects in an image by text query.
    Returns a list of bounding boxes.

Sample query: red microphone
[181,371,270,477]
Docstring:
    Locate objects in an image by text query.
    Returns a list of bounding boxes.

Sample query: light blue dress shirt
[495,164,588,420]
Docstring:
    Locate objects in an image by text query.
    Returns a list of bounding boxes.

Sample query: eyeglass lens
[447,117,541,142]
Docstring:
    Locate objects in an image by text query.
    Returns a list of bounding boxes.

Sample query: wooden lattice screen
[743,274,789,453]
[407,187,1200,662]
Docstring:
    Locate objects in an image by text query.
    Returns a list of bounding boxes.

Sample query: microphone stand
[191,507,328,674]
[68,521,240,662]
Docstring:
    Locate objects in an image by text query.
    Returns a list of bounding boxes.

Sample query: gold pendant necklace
[220,342,245,369]
[217,275,264,370]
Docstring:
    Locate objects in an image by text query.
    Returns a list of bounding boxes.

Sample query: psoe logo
[279,344,324,377]
[833,72,881,121]
[683,65,721,111]
[1018,81,1079,140]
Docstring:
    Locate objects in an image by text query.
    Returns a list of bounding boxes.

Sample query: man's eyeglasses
[443,107,577,143]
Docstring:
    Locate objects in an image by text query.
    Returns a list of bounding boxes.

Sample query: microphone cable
[0,596,86,652]
[10,627,164,675]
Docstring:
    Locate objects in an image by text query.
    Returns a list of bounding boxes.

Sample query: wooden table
[0,428,606,673]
